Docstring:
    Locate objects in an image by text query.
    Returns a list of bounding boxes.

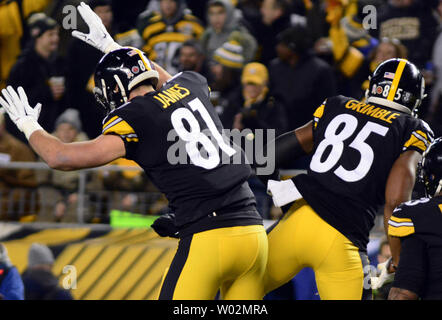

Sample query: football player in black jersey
[0,2,268,300]
[260,58,434,299]
[384,138,442,300]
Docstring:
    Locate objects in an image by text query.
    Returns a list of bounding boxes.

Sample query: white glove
[267,179,303,207]
[72,2,121,53]
[371,258,395,290]
[0,86,43,139]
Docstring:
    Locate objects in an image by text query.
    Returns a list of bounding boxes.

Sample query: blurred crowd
[0,242,73,300]
[0,0,441,222]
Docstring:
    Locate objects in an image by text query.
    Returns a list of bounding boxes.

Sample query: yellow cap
[241,62,268,86]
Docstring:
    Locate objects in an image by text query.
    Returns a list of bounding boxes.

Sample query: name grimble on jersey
[344,99,401,124]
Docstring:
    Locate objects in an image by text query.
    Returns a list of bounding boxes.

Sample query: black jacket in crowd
[7,46,67,142]
[268,53,337,131]
[372,1,440,68]
[21,268,73,300]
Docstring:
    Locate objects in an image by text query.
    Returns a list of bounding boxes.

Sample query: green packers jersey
[102,71,259,231]
[388,196,442,246]
[293,95,434,251]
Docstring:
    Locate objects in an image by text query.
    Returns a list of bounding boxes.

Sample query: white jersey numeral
[310,114,389,182]
[171,97,236,169]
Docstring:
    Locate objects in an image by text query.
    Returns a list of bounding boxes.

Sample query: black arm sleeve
[255,130,308,186]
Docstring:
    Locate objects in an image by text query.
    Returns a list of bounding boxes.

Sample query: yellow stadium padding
[53,243,87,277]
[2,225,179,299]
[74,245,126,299]
[127,248,176,300]
[2,228,91,273]
[105,247,167,300]
[82,244,147,300]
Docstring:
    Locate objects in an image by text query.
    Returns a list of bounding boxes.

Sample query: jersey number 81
[171,97,236,169]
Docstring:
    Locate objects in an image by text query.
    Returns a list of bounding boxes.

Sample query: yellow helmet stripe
[387,59,407,101]
[133,48,151,71]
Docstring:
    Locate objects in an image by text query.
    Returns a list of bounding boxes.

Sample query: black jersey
[101,71,260,232]
[293,95,434,251]
[388,196,442,246]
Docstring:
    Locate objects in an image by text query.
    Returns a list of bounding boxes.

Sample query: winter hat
[28,243,55,268]
[276,25,313,55]
[55,109,82,132]
[213,40,244,69]
[241,62,268,86]
[27,13,58,39]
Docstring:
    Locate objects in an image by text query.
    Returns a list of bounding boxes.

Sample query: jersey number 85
[310,114,389,182]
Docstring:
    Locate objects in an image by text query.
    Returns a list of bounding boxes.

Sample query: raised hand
[71,2,121,53]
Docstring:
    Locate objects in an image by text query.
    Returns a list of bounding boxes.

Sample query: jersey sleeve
[101,103,140,159]
[402,119,434,154]
[388,204,416,238]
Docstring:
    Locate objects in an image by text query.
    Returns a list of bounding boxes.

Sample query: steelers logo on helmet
[93,47,159,114]
[366,58,425,116]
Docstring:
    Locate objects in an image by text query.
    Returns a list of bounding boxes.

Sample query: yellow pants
[158,225,268,300]
[265,199,371,300]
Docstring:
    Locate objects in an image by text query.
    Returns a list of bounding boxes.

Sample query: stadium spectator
[268,25,336,132]
[6,12,66,143]
[372,0,439,69]
[178,39,213,84]
[329,35,408,100]
[201,0,257,63]
[136,0,204,74]
[21,243,73,300]
[209,39,244,129]
[314,1,379,84]
[36,109,91,223]
[249,0,294,65]
[0,243,24,300]
[234,62,287,136]
[0,0,52,91]
[0,112,38,221]
[233,62,287,219]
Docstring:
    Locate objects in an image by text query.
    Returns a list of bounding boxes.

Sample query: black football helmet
[93,47,159,114]
[366,58,426,116]
[420,137,442,197]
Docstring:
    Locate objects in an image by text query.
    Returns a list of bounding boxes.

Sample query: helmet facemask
[93,47,159,115]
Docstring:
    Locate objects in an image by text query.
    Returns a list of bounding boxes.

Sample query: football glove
[371,257,395,290]
[0,86,42,139]
[267,179,303,207]
[72,2,121,54]
[151,213,179,238]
